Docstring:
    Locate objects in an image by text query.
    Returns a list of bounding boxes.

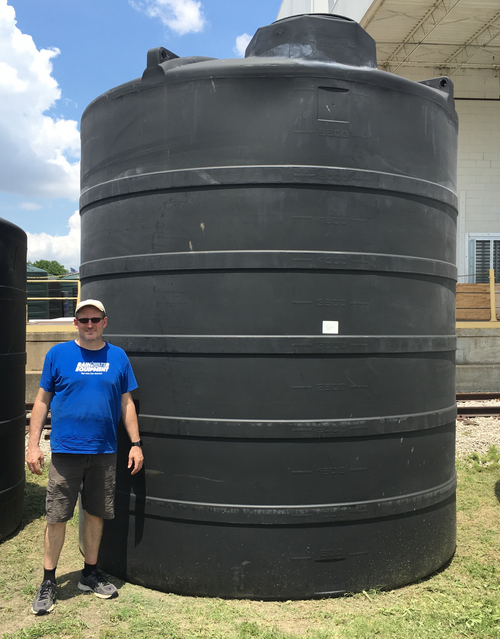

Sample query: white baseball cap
[75,299,106,315]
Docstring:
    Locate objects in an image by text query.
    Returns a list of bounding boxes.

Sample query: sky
[0,0,281,270]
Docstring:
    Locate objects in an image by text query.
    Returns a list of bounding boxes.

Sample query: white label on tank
[322,321,339,334]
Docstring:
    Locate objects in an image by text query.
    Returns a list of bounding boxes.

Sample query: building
[277,0,500,284]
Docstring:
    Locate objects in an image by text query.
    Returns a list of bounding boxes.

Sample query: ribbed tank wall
[80,15,458,598]
[0,218,27,540]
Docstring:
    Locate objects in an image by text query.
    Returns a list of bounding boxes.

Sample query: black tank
[80,14,458,598]
[0,217,27,540]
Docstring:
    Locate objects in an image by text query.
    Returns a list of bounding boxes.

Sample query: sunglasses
[75,317,104,324]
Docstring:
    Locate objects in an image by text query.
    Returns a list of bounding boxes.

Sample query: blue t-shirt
[40,340,138,454]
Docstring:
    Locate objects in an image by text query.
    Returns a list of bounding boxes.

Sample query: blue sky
[0,0,281,270]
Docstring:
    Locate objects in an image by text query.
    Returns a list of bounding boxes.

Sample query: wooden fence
[457,269,499,323]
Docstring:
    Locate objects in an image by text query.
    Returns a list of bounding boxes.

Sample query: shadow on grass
[56,569,126,602]
[495,479,500,505]
[23,476,48,525]
[0,476,48,546]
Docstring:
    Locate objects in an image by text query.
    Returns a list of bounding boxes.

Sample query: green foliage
[469,445,500,471]
[28,259,67,276]
[238,622,261,637]
[109,606,140,622]
[463,560,499,584]
[2,619,88,639]
[238,624,291,638]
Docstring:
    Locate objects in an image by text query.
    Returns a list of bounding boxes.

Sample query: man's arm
[121,392,144,475]
[26,388,53,475]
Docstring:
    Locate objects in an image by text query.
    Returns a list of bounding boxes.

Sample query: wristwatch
[131,440,143,447]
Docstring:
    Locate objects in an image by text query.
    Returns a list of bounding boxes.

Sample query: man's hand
[121,392,143,474]
[26,446,45,475]
[26,388,52,475]
[128,446,144,475]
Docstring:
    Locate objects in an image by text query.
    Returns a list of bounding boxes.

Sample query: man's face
[74,305,107,345]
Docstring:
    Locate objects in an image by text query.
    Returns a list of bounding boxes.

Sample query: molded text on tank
[318,128,349,138]
[315,548,346,562]
[317,168,351,180]
[315,422,369,436]
[316,298,346,306]
[316,466,346,475]
[316,216,347,225]
[315,465,368,476]
[316,255,348,266]
[315,340,348,350]
[292,168,351,182]
[316,383,346,391]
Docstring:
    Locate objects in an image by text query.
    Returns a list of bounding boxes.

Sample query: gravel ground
[456,417,500,458]
[456,398,500,459]
[26,416,500,462]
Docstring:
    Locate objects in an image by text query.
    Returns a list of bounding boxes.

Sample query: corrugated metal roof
[360,0,500,76]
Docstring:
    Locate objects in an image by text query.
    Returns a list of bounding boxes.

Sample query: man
[26,299,144,615]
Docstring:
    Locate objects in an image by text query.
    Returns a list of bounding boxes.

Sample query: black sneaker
[32,579,57,615]
[77,569,118,599]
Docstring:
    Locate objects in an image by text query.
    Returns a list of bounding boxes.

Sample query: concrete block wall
[456,328,500,393]
[456,96,500,243]
[456,95,500,279]
[26,331,74,402]
[453,70,500,389]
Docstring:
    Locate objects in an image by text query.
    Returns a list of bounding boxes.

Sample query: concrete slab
[26,371,42,403]
[27,332,75,371]
[457,328,500,366]
[456,364,500,393]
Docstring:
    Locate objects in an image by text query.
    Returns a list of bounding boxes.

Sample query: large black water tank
[0,218,26,540]
[80,14,458,599]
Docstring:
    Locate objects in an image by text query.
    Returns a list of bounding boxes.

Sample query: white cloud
[234,33,252,58]
[130,0,206,35]
[0,1,80,200]
[20,201,42,210]
[27,211,80,270]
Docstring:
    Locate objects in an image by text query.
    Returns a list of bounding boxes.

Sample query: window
[468,234,500,283]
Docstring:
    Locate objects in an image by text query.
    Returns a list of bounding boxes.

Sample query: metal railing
[456,269,499,327]
[26,278,81,321]
[487,269,499,324]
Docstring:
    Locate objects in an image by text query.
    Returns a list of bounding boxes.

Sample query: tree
[29,259,67,276]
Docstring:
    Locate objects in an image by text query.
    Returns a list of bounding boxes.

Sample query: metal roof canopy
[360,0,500,78]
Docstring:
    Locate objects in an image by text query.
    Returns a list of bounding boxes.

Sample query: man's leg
[77,455,118,599]
[82,511,103,565]
[78,512,117,598]
[32,522,66,615]
[33,453,84,615]
[44,522,67,569]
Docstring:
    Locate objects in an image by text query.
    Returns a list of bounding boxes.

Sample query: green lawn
[1,452,499,639]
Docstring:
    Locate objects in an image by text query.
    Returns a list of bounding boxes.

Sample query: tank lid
[245,13,377,67]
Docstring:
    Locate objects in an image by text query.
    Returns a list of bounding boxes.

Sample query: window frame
[467,233,500,283]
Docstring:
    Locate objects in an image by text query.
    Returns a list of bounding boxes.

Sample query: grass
[1,449,500,639]
[469,445,500,472]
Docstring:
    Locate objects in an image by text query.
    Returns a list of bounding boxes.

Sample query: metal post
[489,269,498,322]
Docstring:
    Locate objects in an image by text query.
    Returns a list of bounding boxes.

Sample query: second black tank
[0,217,27,541]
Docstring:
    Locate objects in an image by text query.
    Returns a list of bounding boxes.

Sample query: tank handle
[142,49,218,83]
[146,47,179,68]
[419,77,454,99]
